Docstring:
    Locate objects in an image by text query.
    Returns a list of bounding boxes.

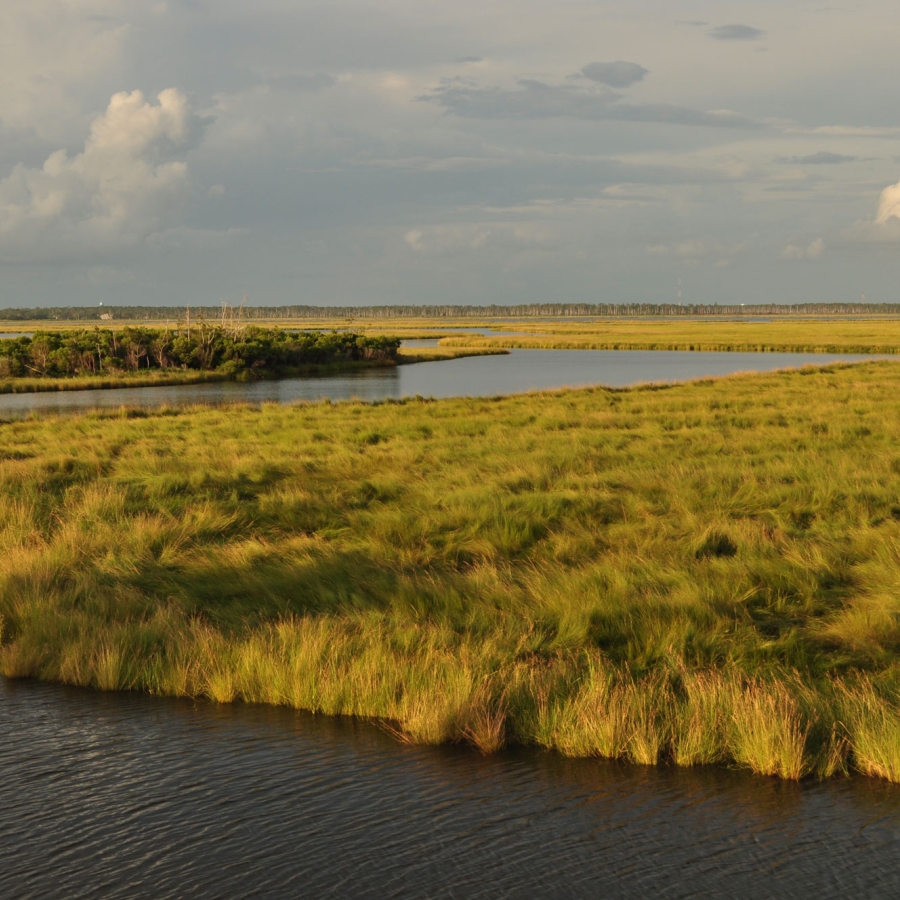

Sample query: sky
[2,0,900,309]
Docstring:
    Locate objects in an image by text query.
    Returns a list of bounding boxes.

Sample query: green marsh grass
[4,362,900,778]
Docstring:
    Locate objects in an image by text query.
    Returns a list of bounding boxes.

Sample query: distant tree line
[0,327,400,378]
[2,302,900,321]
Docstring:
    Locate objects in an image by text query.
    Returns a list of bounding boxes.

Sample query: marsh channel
[0,342,892,417]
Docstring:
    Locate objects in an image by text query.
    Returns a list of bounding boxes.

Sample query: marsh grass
[429,317,900,354]
[0,370,232,394]
[5,362,900,779]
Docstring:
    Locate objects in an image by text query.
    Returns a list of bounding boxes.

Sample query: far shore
[0,348,507,395]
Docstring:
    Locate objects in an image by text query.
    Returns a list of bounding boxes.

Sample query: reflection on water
[0,348,893,418]
[2,678,900,899]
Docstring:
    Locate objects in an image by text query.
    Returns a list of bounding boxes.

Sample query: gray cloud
[581,61,648,88]
[454,55,483,64]
[423,79,757,128]
[709,24,764,41]
[778,151,857,165]
[267,73,336,91]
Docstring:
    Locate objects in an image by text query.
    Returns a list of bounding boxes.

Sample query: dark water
[3,678,900,899]
[0,348,891,417]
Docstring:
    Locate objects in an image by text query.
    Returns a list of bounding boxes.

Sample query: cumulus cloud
[781,238,824,260]
[581,61,648,88]
[876,179,900,224]
[709,24,764,41]
[423,78,756,128]
[0,88,204,260]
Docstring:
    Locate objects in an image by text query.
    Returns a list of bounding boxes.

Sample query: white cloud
[0,1,128,142]
[0,88,200,260]
[781,238,824,260]
[876,179,900,224]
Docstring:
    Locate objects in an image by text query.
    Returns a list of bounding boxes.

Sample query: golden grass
[3,361,900,779]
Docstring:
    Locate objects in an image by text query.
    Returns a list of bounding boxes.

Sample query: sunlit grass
[4,360,900,778]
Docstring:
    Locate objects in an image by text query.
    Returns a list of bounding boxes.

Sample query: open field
[9,315,900,355]
[433,318,900,355]
[4,360,900,780]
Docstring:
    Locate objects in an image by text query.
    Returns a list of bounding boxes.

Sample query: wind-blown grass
[4,360,900,779]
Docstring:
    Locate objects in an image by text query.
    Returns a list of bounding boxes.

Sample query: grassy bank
[0,369,237,394]
[396,347,510,364]
[4,361,900,780]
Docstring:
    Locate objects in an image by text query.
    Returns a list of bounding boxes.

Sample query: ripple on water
[3,678,900,899]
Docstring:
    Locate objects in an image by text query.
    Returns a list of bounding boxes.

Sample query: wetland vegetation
[0,327,401,385]
[433,318,900,355]
[0,327,509,396]
[3,360,900,780]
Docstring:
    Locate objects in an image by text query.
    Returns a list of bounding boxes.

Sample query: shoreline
[0,348,505,395]
[437,336,900,354]
[3,362,900,782]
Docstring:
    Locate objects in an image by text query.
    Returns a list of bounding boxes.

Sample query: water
[0,348,891,417]
[2,678,899,899]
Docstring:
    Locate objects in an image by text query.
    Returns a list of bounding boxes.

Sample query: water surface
[0,348,890,417]
[2,678,899,899]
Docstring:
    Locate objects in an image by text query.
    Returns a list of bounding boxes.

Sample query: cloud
[581,61,648,88]
[709,24,764,41]
[454,55,483,64]
[404,222,554,256]
[645,239,748,267]
[876,179,900,224]
[781,238,824,260]
[87,265,136,287]
[778,151,857,165]
[423,78,757,128]
[646,240,709,260]
[268,73,336,91]
[0,88,205,260]
[786,125,900,138]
